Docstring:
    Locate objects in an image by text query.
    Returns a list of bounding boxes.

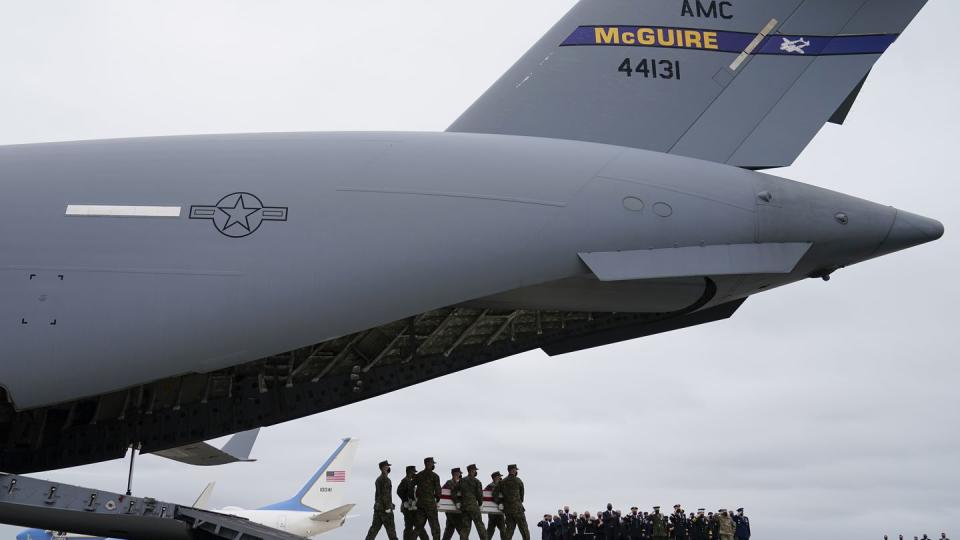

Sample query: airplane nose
[875,209,944,256]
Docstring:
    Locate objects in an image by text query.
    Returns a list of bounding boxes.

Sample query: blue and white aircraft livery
[212,438,358,538]
[13,438,358,540]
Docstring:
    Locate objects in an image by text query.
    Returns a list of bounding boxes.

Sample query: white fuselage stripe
[65,205,182,217]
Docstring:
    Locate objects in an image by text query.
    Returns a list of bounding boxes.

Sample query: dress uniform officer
[707,513,718,540]
[486,472,507,540]
[414,457,442,540]
[500,464,530,540]
[626,508,641,540]
[689,510,708,540]
[458,465,488,540]
[442,468,464,540]
[669,505,687,540]
[733,508,750,540]
[365,460,399,540]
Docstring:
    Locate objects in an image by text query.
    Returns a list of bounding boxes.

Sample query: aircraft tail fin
[448,0,928,168]
[310,504,355,524]
[259,438,358,512]
[193,482,216,510]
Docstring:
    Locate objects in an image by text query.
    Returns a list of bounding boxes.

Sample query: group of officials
[365,457,530,540]
[537,505,750,540]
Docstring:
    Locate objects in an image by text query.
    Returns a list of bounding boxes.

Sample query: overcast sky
[1,1,957,539]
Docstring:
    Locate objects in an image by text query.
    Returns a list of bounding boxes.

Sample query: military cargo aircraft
[0,0,942,473]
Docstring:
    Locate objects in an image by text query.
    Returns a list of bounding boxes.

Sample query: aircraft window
[622,197,645,212]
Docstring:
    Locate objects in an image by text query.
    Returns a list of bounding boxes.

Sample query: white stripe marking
[730,18,779,71]
[65,205,182,217]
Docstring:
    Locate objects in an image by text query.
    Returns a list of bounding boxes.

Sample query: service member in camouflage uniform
[649,507,668,540]
[486,471,507,540]
[398,465,424,540]
[442,468,464,540]
[365,460,399,540]
[500,464,530,540]
[457,464,488,540]
[414,457,443,540]
[716,510,735,540]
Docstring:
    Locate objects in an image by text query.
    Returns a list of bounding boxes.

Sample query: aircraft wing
[151,428,259,466]
[450,0,928,168]
[309,504,355,523]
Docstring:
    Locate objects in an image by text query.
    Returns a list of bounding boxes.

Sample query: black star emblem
[218,194,260,232]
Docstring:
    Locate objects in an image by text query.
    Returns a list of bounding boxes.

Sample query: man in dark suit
[538,515,554,540]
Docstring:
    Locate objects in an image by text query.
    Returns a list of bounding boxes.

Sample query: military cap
[491,471,502,479]
[467,464,478,471]
[507,464,519,470]
[736,508,744,512]
[653,506,660,510]
[630,507,638,511]
[451,467,462,475]
[674,504,681,509]
[424,457,436,464]
[718,509,727,513]
[378,460,392,468]
[406,465,417,473]
[697,509,705,513]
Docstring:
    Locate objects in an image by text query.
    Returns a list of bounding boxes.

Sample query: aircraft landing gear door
[277,515,287,529]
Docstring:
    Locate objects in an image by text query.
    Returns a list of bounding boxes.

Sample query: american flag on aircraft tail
[326,470,346,482]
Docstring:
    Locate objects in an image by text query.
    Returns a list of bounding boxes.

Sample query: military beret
[406,465,417,473]
[451,467,462,475]
[378,460,392,468]
[491,471,502,479]
[467,464,478,471]
[507,464,518,470]
[424,457,436,464]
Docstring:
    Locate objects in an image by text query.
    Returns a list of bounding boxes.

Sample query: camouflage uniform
[442,477,463,540]
[716,513,735,540]
[365,468,399,540]
[414,465,442,540]
[499,469,530,540]
[458,470,488,540]
[649,511,668,540]
[485,478,506,540]
[398,469,425,540]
